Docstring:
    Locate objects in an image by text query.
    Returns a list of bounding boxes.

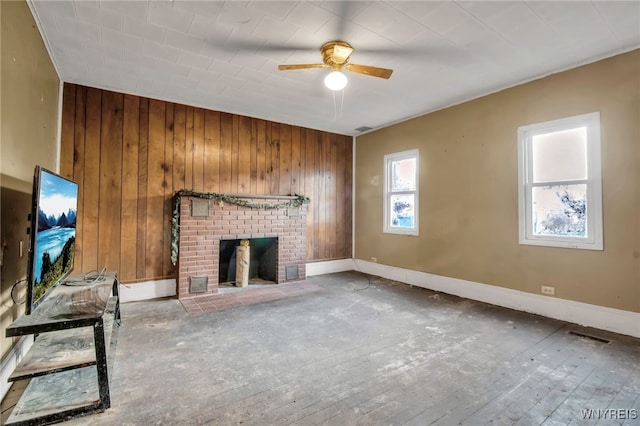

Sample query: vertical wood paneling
[256,120,267,195]
[184,107,194,189]
[60,84,353,284]
[146,100,166,278]
[328,135,338,260]
[98,91,123,271]
[249,119,258,194]
[279,124,292,194]
[136,98,149,280]
[335,135,345,257]
[231,115,239,193]
[72,86,87,271]
[82,87,102,272]
[120,94,139,282]
[192,108,204,192]
[313,132,323,260]
[304,128,316,260]
[238,116,251,193]
[291,127,301,195]
[220,113,233,193]
[204,110,220,193]
[265,122,273,194]
[270,123,280,194]
[321,132,329,261]
[173,104,186,191]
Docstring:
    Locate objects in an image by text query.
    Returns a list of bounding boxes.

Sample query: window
[384,149,419,235]
[518,112,602,250]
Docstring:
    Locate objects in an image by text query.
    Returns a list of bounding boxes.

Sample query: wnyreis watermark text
[581,408,637,420]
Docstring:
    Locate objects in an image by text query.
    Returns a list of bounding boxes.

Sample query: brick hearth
[177,195,307,299]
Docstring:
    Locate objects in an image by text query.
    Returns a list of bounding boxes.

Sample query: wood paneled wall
[59,83,352,284]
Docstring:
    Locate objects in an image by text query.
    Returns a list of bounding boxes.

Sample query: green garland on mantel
[171,189,310,265]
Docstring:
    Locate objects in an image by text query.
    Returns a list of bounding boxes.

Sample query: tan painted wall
[355,50,640,313]
[1,1,60,361]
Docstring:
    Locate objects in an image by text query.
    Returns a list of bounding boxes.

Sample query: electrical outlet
[371,257,378,263]
[541,286,555,296]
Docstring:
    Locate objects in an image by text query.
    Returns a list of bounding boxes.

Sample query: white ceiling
[29,1,640,136]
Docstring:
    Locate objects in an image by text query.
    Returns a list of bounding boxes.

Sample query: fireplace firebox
[219,238,277,285]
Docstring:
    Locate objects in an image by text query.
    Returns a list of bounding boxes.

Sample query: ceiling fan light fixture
[324,70,348,91]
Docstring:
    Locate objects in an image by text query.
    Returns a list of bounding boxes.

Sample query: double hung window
[517,112,603,250]
[384,149,419,235]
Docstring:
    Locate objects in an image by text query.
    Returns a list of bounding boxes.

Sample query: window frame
[517,112,603,250]
[383,149,419,236]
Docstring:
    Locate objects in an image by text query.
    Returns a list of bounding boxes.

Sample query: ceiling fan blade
[344,63,393,79]
[278,64,328,71]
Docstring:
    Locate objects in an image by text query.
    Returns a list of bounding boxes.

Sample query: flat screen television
[26,166,79,314]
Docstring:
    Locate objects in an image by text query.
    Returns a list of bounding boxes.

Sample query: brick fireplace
[176,194,307,299]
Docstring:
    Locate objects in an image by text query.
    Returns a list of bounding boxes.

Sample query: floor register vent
[190,276,209,293]
[286,265,299,280]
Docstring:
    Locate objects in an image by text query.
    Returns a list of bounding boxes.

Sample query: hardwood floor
[4,271,639,425]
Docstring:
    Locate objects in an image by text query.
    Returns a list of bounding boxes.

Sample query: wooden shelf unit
[5,272,120,425]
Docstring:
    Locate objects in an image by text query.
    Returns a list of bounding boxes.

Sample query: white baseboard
[354,259,640,339]
[306,259,356,276]
[119,278,176,303]
[1,335,33,401]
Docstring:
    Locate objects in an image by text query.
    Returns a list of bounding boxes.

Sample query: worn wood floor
[4,271,640,425]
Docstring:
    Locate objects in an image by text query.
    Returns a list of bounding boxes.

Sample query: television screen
[26,166,78,314]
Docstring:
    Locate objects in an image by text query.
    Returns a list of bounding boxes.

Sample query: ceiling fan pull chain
[332,88,345,121]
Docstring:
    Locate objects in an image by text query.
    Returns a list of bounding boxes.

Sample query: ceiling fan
[278,41,393,91]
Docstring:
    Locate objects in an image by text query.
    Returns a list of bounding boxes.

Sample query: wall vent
[191,199,209,217]
[189,276,208,293]
[287,206,301,217]
[286,265,299,280]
